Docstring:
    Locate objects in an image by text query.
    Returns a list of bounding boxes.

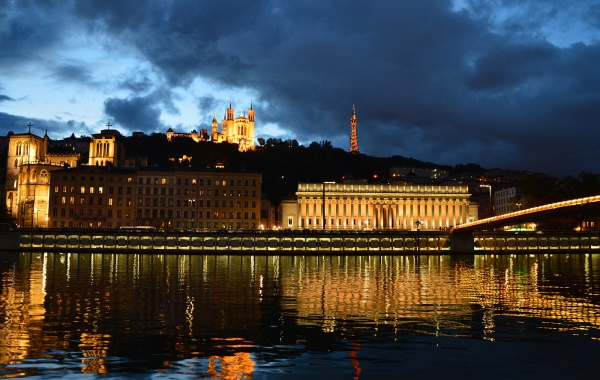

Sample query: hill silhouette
[123,134,482,206]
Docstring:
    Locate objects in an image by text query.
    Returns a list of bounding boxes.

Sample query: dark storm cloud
[65,119,91,135]
[196,95,218,114]
[137,1,486,143]
[0,112,29,133]
[103,85,180,132]
[117,74,154,94]
[132,1,600,169]
[0,1,66,69]
[53,63,96,85]
[195,96,227,131]
[2,0,599,174]
[152,87,180,116]
[0,94,14,103]
[0,111,93,138]
[465,41,558,90]
[104,95,163,132]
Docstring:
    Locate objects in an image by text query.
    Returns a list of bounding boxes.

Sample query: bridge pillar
[450,232,475,253]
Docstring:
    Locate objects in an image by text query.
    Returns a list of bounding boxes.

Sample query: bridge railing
[474,231,600,251]
[456,195,600,230]
[16,229,453,253]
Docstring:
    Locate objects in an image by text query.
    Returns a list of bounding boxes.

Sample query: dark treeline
[124,135,453,206]
[124,134,600,208]
[518,171,600,208]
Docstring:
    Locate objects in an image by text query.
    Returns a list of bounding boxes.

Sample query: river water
[1,252,599,379]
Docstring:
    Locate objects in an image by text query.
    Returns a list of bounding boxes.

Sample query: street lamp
[322,182,335,231]
[415,219,422,251]
[516,203,521,211]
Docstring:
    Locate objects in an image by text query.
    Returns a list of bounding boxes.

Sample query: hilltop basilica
[166,101,255,152]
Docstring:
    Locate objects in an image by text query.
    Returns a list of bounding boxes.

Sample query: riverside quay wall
[3,230,600,254]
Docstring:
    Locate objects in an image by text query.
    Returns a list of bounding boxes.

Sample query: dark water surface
[1,252,600,379]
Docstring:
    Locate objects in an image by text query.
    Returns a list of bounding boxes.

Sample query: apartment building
[48,166,136,229]
[48,166,262,230]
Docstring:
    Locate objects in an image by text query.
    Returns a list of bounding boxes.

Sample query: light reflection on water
[0,252,599,378]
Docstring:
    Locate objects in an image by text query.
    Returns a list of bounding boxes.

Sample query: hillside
[123,134,478,206]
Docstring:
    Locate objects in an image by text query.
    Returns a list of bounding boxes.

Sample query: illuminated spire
[349,104,359,154]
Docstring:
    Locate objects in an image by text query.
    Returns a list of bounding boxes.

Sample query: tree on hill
[452,163,487,174]
[122,131,498,207]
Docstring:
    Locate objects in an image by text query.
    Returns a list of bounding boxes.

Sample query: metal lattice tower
[349,104,359,153]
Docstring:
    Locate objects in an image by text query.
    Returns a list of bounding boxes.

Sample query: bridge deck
[455,195,600,232]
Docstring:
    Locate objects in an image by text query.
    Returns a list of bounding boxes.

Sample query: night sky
[1,1,599,175]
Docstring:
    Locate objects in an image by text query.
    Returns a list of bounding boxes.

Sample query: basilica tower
[216,100,255,151]
[211,113,219,141]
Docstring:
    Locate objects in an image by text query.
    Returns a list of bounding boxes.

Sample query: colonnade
[293,183,472,230]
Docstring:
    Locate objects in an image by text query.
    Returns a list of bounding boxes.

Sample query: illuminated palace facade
[280,183,477,230]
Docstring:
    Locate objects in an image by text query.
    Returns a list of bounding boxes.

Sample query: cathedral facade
[166,102,255,152]
[5,127,127,227]
[5,130,80,227]
[212,101,255,152]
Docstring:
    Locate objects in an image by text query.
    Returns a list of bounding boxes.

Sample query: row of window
[14,143,40,156]
[54,185,258,197]
[138,177,257,187]
[136,210,256,219]
[51,220,257,229]
[52,209,257,220]
[54,196,258,208]
[54,175,133,182]
[137,199,257,208]
[54,185,132,194]
[137,187,257,197]
[53,208,130,218]
[55,196,133,206]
